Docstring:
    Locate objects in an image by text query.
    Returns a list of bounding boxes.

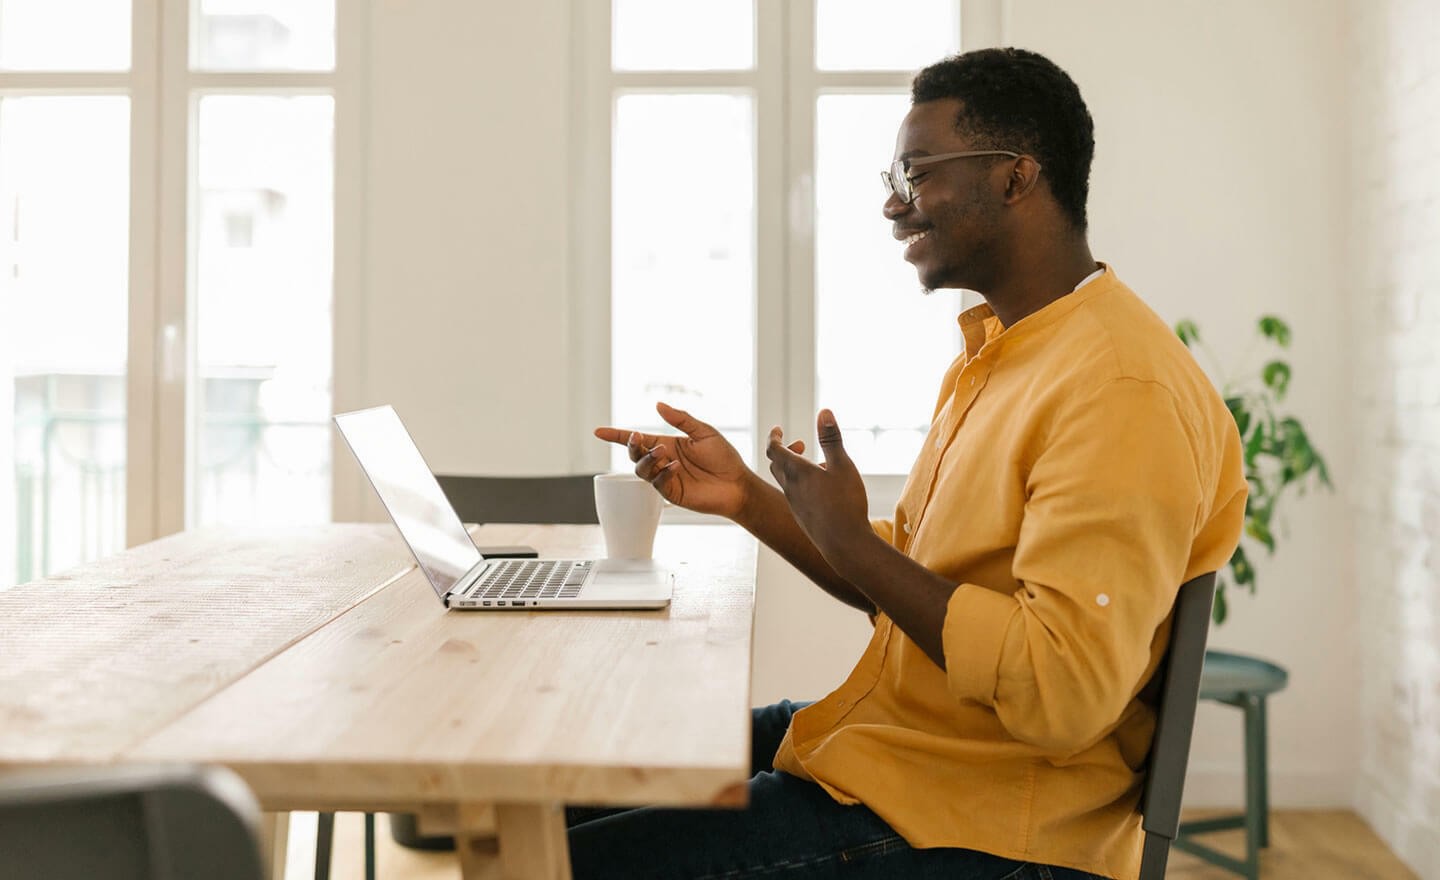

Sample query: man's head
[884,48,1095,294]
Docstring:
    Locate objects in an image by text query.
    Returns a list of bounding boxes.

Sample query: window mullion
[150,0,192,539]
[753,0,789,467]
[961,0,1005,51]
[331,0,373,522]
[959,0,995,319]
[780,0,817,459]
[125,0,161,547]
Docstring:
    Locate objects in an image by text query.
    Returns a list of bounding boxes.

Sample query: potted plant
[1175,315,1333,623]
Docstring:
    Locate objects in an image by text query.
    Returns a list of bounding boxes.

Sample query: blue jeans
[566,700,1109,880]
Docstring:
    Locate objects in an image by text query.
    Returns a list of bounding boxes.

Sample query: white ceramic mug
[593,473,664,559]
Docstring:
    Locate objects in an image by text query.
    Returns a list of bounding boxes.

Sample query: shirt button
[933,436,943,450]
[902,522,911,534]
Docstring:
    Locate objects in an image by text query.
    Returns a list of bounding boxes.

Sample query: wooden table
[0,523,757,879]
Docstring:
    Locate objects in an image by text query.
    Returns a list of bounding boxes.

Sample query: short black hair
[911,48,1094,231]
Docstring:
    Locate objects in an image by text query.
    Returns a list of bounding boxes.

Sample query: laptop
[334,405,672,611]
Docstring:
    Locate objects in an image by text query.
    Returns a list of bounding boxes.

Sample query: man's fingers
[816,409,850,468]
[634,444,670,480]
[594,426,662,449]
[767,426,815,463]
[764,426,789,460]
[649,460,682,495]
[626,431,646,463]
[656,402,716,438]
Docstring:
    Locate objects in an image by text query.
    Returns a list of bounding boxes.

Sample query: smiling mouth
[904,231,929,247]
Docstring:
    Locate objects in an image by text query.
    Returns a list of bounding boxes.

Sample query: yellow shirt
[772,266,1247,880]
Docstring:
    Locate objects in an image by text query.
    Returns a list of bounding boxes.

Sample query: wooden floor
[293,809,1418,879]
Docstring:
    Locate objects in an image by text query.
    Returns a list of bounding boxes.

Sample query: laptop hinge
[448,562,490,603]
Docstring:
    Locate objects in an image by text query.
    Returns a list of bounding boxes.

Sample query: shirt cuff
[943,583,1020,705]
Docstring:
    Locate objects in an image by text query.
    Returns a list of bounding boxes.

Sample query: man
[583,47,1246,880]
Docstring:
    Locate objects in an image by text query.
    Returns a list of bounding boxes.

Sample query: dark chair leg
[1255,696,1271,848]
[1242,695,1265,879]
[364,812,376,880]
[389,811,456,851]
[314,812,335,880]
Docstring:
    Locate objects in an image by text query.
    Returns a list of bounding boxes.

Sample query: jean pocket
[837,833,908,864]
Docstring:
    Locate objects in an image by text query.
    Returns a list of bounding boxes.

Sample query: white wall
[1347,0,1440,875]
[334,0,578,525]
[1003,0,1356,809]
[341,0,1360,815]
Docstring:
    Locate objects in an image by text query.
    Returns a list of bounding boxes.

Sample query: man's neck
[981,243,1099,328]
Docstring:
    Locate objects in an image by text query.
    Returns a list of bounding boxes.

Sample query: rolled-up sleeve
[871,518,896,546]
[943,378,1205,753]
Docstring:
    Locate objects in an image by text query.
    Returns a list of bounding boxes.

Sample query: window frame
[573,0,997,519]
[0,0,364,551]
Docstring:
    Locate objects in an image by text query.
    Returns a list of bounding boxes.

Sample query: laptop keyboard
[471,559,592,602]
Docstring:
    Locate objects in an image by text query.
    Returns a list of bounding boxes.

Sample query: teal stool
[1173,650,1288,880]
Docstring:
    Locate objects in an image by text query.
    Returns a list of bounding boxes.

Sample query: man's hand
[594,402,761,519]
[765,409,872,561]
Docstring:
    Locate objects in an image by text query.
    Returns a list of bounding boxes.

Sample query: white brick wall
[1349,0,1440,876]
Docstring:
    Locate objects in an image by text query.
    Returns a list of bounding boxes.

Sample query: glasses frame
[880,150,1028,204]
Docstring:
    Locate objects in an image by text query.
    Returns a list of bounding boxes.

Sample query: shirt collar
[958,263,1113,356]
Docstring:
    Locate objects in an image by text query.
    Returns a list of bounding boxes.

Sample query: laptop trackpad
[592,559,668,578]
[589,559,673,592]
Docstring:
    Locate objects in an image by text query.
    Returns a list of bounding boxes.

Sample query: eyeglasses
[880,150,1026,204]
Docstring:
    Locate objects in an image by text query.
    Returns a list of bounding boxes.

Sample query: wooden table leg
[495,803,572,880]
[258,811,290,880]
[450,802,501,880]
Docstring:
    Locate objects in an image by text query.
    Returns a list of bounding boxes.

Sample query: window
[0,0,351,587]
[578,0,975,510]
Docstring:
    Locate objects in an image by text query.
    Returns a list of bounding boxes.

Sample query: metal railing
[11,407,329,585]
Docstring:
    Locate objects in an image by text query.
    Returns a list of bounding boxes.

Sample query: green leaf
[1244,419,1267,469]
[1262,360,1292,400]
[1226,396,1252,437]
[1175,319,1201,347]
[1245,515,1276,553]
[1230,544,1255,587]
[1258,315,1291,347]
[1212,583,1228,625]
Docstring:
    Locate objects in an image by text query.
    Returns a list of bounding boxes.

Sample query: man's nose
[882,190,910,221]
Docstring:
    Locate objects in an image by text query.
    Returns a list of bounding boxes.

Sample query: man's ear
[1003,155,1044,204]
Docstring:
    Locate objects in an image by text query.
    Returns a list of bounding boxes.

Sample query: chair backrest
[436,473,600,524]
[1138,571,1218,880]
[0,764,264,880]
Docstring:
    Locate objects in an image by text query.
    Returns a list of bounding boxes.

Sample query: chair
[0,764,264,880]
[435,473,600,525]
[1138,571,1219,880]
[317,473,600,876]
[1173,650,1289,879]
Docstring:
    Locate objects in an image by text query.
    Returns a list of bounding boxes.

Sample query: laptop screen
[333,405,482,600]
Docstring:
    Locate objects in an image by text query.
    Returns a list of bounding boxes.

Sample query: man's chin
[916,269,954,295]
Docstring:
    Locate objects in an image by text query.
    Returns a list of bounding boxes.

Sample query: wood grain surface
[0,525,411,763]
[127,524,757,812]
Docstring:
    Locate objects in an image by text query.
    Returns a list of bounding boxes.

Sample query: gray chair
[436,473,600,525]
[318,473,600,875]
[1139,571,1219,880]
[0,764,264,880]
